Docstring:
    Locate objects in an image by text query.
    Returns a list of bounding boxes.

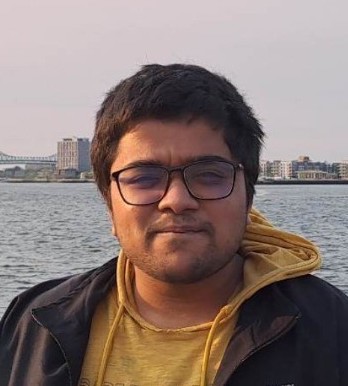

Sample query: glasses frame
[111,159,244,206]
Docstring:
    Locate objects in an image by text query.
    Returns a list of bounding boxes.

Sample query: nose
[157,173,199,214]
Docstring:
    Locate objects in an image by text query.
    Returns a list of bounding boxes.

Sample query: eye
[126,175,162,188]
[119,167,165,189]
[187,161,234,186]
[194,171,227,184]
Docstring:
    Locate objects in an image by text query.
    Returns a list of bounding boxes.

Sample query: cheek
[109,184,153,245]
[111,205,149,240]
[219,209,245,233]
[211,200,248,240]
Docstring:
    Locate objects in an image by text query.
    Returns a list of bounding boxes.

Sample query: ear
[108,209,118,237]
[111,223,117,237]
[246,201,253,225]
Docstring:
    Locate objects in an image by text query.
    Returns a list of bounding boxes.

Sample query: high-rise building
[57,137,91,172]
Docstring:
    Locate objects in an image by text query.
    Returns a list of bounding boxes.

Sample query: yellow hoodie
[241,208,321,297]
[79,208,321,386]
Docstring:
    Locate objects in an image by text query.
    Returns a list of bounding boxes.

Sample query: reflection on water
[0,183,347,316]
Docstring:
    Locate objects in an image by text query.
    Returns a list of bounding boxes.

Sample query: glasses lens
[184,161,235,199]
[118,166,167,205]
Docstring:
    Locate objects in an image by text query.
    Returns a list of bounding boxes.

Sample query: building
[57,137,91,173]
[259,160,273,179]
[271,160,282,178]
[4,166,25,178]
[258,156,341,180]
[296,170,332,180]
[297,155,311,163]
[280,161,294,179]
[294,155,330,174]
[338,161,348,179]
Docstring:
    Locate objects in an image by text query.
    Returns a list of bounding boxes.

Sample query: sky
[1,0,347,162]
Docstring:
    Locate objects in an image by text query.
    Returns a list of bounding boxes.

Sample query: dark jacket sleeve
[0,259,116,386]
[0,278,72,386]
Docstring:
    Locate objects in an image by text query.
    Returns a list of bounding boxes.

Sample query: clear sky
[1,0,347,162]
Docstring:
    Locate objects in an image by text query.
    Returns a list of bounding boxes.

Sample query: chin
[152,259,219,284]
[156,271,207,284]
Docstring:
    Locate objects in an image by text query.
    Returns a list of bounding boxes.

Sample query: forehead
[112,119,233,169]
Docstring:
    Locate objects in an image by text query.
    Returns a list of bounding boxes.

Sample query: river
[0,182,347,317]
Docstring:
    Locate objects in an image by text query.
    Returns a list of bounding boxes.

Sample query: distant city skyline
[0,143,347,164]
[1,0,347,163]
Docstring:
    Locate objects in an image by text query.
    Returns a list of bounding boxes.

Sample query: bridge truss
[0,151,57,166]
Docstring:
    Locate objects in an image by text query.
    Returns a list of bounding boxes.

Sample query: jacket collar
[31,258,117,386]
[214,282,300,386]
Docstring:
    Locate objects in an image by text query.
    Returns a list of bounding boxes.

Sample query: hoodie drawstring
[96,302,125,386]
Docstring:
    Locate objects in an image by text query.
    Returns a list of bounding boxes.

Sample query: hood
[240,207,321,294]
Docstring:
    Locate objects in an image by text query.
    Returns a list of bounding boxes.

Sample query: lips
[159,226,202,233]
[151,225,206,237]
[147,219,213,238]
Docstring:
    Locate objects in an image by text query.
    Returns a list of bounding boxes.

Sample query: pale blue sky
[1,0,347,162]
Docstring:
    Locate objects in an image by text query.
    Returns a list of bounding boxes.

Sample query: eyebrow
[123,155,232,169]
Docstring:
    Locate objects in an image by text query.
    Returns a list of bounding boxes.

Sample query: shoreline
[257,179,348,185]
[1,178,348,185]
[0,179,95,183]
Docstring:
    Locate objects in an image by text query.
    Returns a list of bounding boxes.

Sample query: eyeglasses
[111,159,244,206]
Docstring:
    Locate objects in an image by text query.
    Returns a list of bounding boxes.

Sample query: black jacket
[1,257,348,386]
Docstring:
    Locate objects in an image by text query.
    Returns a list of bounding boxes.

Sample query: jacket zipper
[217,313,300,386]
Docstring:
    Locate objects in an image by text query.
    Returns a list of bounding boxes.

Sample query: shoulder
[277,274,348,308]
[0,257,117,331]
[274,274,348,327]
[243,274,348,330]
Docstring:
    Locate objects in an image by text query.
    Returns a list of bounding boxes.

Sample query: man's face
[109,119,249,284]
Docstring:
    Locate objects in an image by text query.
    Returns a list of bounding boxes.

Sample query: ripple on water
[0,183,347,317]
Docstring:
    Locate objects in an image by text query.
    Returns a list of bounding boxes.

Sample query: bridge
[0,151,57,166]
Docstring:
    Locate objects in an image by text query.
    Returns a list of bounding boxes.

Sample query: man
[1,64,348,386]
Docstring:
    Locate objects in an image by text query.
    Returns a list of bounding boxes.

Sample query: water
[0,183,118,317]
[0,183,348,317]
[254,185,348,293]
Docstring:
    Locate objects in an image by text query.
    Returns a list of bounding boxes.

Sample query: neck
[132,255,244,329]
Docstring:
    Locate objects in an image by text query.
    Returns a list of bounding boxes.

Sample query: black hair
[91,63,264,207]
